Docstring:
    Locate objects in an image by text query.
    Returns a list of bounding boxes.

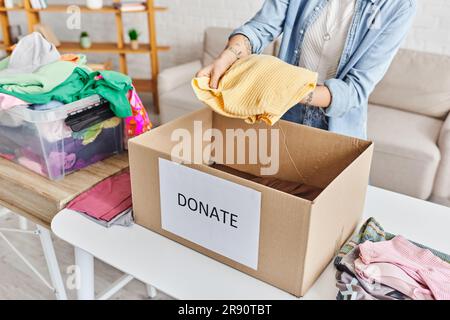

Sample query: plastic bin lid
[6,95,105,123]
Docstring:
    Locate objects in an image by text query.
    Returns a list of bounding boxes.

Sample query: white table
[51,186,450,300]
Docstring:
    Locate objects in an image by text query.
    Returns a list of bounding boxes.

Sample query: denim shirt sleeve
[230,0,290,54]
[324,2,417,118]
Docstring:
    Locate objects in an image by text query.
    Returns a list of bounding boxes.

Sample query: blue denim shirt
[232,0,416,138]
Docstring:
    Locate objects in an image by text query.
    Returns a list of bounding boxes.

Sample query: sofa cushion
[369,49,450,119]
[202,27,275,66]
[160,83,204,123]
[368,104,443,199]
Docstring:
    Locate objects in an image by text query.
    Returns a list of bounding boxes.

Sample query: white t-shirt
[299,0,357,84]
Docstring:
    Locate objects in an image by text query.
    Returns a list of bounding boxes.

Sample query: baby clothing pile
[67,172,134,228]
[335,218,450,300]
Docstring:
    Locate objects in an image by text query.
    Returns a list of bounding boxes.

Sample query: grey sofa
[158,27,450,206]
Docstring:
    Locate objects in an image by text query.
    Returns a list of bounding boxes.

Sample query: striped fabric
[359,236,450,300]
[299,0,356,84]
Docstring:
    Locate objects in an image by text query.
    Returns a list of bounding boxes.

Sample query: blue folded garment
[29,100,64,111]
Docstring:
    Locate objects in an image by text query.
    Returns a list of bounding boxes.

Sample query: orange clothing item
[60,54,81,63]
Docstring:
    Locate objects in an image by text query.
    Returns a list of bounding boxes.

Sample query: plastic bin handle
[65,101,115,132]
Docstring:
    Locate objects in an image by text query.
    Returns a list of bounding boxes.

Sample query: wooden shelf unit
[0,0,168,114]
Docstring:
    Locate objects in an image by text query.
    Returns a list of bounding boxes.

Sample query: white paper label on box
[158,158,262,270]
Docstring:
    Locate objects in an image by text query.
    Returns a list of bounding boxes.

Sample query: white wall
[156,0,450,68]
[3,0,450,78]
[402,0,450,54]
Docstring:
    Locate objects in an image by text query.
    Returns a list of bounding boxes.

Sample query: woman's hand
[196,34,253,89]
[196,50,237,89]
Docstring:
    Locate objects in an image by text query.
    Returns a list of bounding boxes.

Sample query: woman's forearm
[221,34,253,61]
[301,85,332,108]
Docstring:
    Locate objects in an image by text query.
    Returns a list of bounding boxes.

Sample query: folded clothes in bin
[67,171,134,228]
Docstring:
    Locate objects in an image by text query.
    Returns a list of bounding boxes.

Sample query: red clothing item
[67,172,131,222]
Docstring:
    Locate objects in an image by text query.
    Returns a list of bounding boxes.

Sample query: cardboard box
[129,108,373,297]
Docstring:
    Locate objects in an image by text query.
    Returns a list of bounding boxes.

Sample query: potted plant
[86,0,103,10]
[128,29,140,50]
[80,31,92,49]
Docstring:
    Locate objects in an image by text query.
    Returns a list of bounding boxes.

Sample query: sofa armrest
[439,113,450,148]
[158,60,202,95]
[433,113,450,202]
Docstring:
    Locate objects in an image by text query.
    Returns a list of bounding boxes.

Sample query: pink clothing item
[0,93,28,110]
[359,236,450,300]
[354,259,434,300]
[17,157,43,175]
[0,153,15,161]
[124,86,152,141]
[67,172,132,222]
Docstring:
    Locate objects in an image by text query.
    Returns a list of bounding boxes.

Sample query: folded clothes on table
[334,218,450,300]
[79,208,134,228]
[67,171,133,228]
[336,246,412,300]
[358,235,450,300]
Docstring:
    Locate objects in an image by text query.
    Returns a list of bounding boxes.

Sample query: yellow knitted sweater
[191,54,318,125]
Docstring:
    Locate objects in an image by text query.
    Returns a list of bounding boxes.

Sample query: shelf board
[20,5,168,13]
[133,79,154,92]
[0,43,13,51]
[57,42,169,54]
[0,6,25,12]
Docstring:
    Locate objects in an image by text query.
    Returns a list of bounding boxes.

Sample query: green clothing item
[0,55,88,94]
[0,68,132,118]
[334,217,450,266]
[72,117,122,145]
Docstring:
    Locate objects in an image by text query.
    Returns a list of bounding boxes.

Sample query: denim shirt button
[314,6,320,11]
[300,29,304,35]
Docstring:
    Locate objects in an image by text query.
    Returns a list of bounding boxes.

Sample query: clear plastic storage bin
[0,95,124,180]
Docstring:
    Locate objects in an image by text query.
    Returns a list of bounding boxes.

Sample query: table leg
[37,225,68,300]
[146,284,157,298]
[74,246,95,300]
[19,216,28,230]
